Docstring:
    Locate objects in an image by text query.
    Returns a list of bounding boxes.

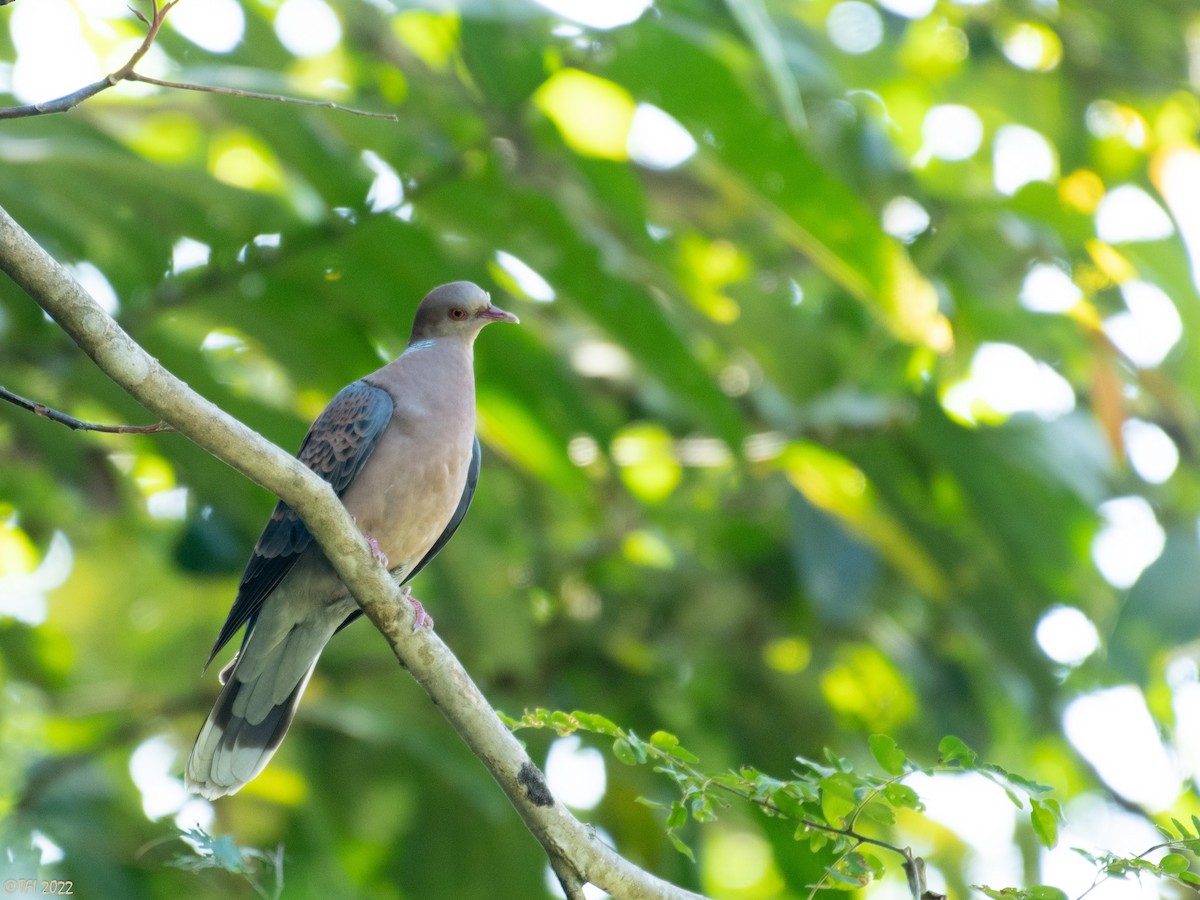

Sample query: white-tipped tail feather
[185,608,341,799]
[185,663,317,799]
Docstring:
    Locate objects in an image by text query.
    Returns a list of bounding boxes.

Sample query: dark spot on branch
[517,762,554,808]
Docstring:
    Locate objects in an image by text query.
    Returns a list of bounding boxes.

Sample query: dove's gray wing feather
[205,380,394,668]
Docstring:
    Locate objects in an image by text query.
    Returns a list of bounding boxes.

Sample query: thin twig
[126,73,399,121]
[0,0,396,122]
[113,0,178,78]
[0,385,175,434]
[0,77,115,119]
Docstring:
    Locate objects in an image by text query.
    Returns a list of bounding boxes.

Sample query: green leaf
[1160,853,1190,876]
[626,734,650,764]
[823,747,854,773]
[570,711,621,736]
[859,852,884,878]
[938,735,977,766]
[650,731,679,750]
[824,865,868,887]
[497,710,520,729]
[635,796,667,810]
[666,801,688,829]
[770,788,809,820]
[857,799,896,827]
[670,746,701,764]
[612,738,638,766]
[1026,886,1067,900]
[690,795,718,823]
[668,831,696,862]
[883,782,923,811]
[1004,770,1055,796]
[794,755,838,778]
[868,733,908,775]
[799,828,827,852]
[819,774,858,826]
[1001,786,1024,809]
[1030,800,1059,849]
[1172,818,1194,840]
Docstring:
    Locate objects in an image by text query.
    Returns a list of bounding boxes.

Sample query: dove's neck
[367,338,475,436]
[390,335,475,390]
[368,336,475,427]
[400,335,475,362]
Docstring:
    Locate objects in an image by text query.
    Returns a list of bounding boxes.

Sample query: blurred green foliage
[1,0,1199,897]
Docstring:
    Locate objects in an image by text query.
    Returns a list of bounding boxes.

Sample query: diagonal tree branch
[0,201,708,900]
[0,0,398,122]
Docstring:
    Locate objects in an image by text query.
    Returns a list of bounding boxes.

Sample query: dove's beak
[476,304,519,325]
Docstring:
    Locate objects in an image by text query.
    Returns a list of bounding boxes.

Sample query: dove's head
[409,281,519,345]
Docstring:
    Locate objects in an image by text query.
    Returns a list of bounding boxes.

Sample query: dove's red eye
[449,307,467,320]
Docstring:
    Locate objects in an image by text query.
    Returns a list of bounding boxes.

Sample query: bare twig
[0,0,396,122]
[0,71,118,120]
[126,73,399,121]
[0,385,175,433]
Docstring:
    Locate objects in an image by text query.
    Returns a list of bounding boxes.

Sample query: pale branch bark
[0,385,175,433]
[0,0,398,122]
[0,201,709,900]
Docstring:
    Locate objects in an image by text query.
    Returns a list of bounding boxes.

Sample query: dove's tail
[185,612,339,800]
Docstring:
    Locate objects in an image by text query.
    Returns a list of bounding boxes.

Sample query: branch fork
[0,0,398,121]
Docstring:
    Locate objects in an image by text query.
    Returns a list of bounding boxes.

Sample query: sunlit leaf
[534,69,635,161]
[868,734,907,776]
[1160,853,1190,876]
[1030,800,1059,849]
[938,736,978,767]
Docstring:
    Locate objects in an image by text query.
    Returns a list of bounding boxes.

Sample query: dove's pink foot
[365,534,389,568]
[401,585,434,632]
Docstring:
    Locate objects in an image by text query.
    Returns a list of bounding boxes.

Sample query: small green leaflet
[868,734,908,775]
